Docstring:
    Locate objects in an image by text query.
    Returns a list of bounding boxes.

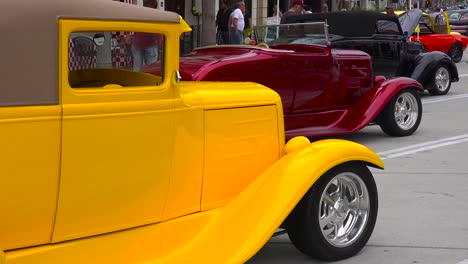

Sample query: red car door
[417,34,454,53]
[243,52,296,113]
[288,46,334,113]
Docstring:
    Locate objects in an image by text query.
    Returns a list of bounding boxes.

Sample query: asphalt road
[248,51,468,264]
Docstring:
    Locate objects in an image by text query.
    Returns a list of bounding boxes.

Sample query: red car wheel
[377,89,422,136]
[448,42,463,63]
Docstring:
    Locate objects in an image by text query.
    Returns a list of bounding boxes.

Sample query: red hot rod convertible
[146,22,424,139]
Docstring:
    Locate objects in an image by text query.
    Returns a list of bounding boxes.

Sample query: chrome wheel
[434,67,450,93]
[378,89,422,136]
[286,162,378,261]
[394,92,419,131]
[319,172,369,248]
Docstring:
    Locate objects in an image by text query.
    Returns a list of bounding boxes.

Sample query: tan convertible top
[1,0,180,106]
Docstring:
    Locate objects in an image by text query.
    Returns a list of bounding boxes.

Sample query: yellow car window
[68,31,164,88]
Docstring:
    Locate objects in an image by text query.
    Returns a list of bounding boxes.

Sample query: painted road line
[456,259,468,264]
[378,134,468,156]
[459,73,468,78]
[377,134,468,160]
[423,94,468,104]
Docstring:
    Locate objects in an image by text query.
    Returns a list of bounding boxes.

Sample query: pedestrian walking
[216,1,232,45]
[229,0,246,44]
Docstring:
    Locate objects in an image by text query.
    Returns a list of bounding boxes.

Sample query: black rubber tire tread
[377,89,422,137]
[448,42,463,63]
[285,162,378,261]
[428,65,452,95]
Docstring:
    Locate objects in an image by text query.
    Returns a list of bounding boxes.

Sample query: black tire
[448,42,463,63]
[428,65,452,95]
[285,162,378,261]
[377,89,422,137]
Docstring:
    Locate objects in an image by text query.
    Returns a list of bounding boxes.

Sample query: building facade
[117,0,398,50]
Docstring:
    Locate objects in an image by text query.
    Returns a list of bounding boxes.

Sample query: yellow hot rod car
[0,0,384,263]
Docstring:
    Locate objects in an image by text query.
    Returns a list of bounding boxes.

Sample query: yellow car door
[0,106,61,250]
[53,19,175,242]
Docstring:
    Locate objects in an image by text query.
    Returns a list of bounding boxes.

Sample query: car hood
[179,48,255,81]
[145,46,262,81]
[398,9,423,36]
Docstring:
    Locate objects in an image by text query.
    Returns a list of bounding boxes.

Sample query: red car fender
[453,34,468,50]
[339,76,424,131]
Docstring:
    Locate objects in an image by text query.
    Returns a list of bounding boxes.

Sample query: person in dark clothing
[280,0,307,24]
[216,1,232,45]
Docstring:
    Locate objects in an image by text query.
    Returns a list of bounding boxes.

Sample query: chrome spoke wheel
[434,67,450,92]
[393,92,418,131]
[286,163,378,261]
[319,172,369,248]
[378,89,422,136]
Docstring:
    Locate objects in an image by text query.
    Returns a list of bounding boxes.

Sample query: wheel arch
[284,160,379,261]
[410,51,459,86]
[376,88,422,136]
[156,139,383,263]
[337,77,423,133]
[225,139,384,263]
[446,59,460,82]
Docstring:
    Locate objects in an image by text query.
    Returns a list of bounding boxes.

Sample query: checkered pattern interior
[69,37,97,71]
[112,32,134,69]
[112,0,135,69]
[68,0,136,70]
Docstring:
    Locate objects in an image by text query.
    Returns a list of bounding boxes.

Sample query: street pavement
[248,50,468,264]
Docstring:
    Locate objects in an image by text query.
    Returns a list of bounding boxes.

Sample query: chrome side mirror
[175,71,182,83]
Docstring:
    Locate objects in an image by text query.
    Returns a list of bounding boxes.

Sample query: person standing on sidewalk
[229,0,246,44]
[280,0,307,24]
[131,0,162,71]
[216,1,232,45]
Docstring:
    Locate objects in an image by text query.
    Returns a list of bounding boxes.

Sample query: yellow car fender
[156,138,383,264]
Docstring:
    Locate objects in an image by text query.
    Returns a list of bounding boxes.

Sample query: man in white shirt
[229,1,246,44]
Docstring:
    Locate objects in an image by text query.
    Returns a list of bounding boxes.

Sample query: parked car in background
[283,9,459,95]
[427,11,456,34]
[1,0,385,263]
[447,9,468,36]
[155,22,425,140]
[409,11,468,62]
